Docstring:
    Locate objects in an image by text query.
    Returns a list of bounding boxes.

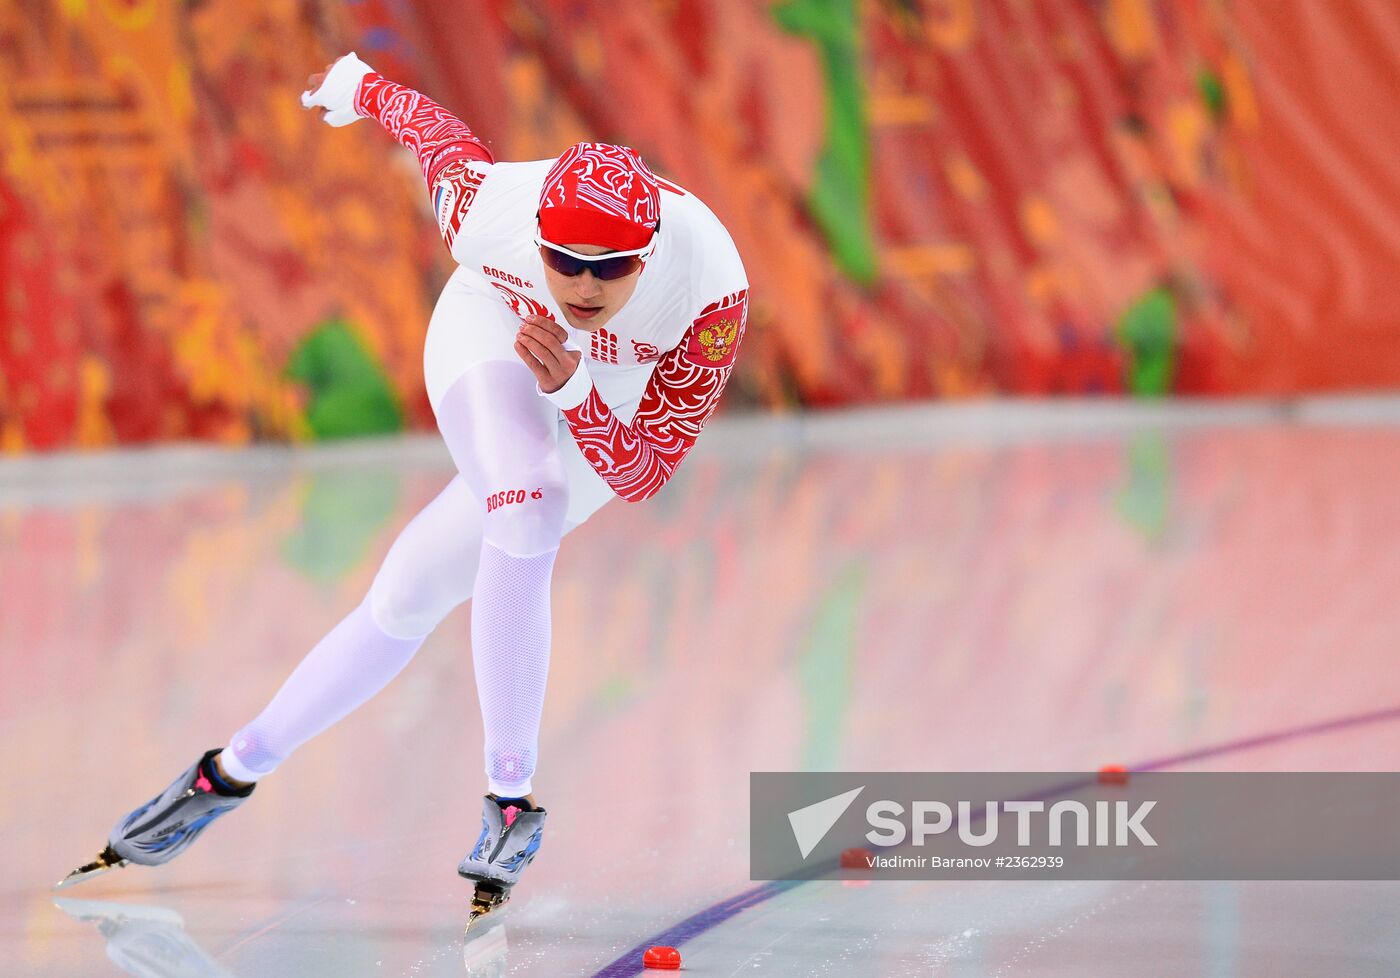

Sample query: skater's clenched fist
[515,315,580,393]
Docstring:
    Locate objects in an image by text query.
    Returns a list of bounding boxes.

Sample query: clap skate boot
[458,794,548,928]
[58,749,255,888]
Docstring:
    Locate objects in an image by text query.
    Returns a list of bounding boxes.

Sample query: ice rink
[4,400,1400,977]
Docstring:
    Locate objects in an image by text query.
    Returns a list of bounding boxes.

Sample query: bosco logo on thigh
[486,488,545,513]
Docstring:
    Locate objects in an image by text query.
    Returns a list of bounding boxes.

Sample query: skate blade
[464,883,511,935]
[54,846,129,890]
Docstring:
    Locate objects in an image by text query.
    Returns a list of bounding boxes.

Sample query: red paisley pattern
[540,142,660,227]
[356,73,493,193]
[563,290,749,502]
[489,281,553,320]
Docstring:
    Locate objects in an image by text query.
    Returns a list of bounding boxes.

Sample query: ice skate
[57,749,254,889]
[458,794,547,930]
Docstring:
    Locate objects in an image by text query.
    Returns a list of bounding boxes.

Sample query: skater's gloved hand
[515,315,582,394]
[301,52,374,127]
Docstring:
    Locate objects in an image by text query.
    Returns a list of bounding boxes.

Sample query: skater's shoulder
[474,158,554,196]
[649,187,745,302]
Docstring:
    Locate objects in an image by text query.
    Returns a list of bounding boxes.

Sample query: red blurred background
[3,0,1399,452]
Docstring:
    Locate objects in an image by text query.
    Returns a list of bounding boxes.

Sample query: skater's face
[539,242,644,332]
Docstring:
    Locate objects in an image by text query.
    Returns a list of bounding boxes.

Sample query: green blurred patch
[596,673,633,709]
[773,0,878,285]
[798,563,865,770]
[282,471,402,585]
[1114,432,1171,544]
[1115,287,1178,397]
[286,319,404,439]
[1197,68,1226,121]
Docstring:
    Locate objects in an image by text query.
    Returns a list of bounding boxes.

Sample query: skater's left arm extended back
[301,53,493,253]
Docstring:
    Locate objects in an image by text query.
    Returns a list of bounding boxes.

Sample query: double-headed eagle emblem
[697,318,740,363]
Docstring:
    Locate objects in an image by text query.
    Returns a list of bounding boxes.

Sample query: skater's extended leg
[64,476,486,885]
[435,359,567,799]
[217,602,423,782]
[219,475,485,782]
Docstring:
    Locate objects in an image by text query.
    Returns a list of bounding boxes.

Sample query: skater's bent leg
[436,361,567,797]
[471,546,555,797]
[220,478,485,783]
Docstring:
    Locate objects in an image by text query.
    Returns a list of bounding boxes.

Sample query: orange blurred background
[3,0,1400,452]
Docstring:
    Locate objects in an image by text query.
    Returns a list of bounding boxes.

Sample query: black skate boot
[58,749,255,888]
[458,794,547,929]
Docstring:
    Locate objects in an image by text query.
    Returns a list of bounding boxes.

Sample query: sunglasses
[534,235,655,281]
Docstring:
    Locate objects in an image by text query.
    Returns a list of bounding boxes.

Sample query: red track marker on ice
[643,945,681,969]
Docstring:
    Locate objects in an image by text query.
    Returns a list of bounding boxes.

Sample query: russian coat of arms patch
[683,290,747,369]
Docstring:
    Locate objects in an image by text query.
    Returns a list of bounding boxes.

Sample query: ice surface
[5,401,1400,976]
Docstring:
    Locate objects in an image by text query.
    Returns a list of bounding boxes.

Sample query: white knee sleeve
[479,471,568,558]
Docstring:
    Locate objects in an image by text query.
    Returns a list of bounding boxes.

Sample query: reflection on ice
[53,898,235,978]
[7,406,1400,975]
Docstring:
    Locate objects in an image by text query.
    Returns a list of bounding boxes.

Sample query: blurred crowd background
[3,0,1400,453]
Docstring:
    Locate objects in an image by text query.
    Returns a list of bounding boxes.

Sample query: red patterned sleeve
[354,74,492,250]
[562,290,749,502]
